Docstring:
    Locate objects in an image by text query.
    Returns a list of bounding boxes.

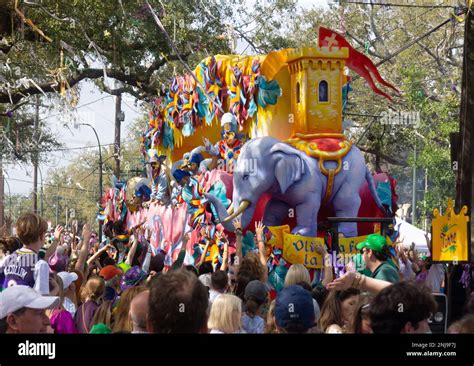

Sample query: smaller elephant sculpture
[207,136,385,237]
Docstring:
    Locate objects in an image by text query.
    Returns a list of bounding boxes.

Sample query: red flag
[318,27,400,102]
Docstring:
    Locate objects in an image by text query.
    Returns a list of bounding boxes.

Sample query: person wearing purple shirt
[74,276,105,333]
[0,213,63,290]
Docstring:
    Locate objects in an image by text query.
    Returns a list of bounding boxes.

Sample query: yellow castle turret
[286,46,349,137]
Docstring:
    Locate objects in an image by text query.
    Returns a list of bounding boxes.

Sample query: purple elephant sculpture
[207,136,385,237]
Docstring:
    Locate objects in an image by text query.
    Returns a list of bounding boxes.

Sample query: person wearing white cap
[58,271,79,316]
[203,112,245,173]
[0,285,60,333]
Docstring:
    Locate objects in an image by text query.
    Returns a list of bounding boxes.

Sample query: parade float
[98,27,402,282]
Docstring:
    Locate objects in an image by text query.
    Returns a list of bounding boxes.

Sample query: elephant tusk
[227,205,234,215]
[222,200,250,223]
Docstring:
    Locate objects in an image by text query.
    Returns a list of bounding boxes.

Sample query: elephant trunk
[203,193,237,232]
[222,200,250,223]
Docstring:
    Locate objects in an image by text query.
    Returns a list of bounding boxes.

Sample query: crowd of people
[0,212,473,334]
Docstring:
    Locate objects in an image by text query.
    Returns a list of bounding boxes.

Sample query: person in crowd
[448,314,474,334]
[265,299,277,334]
[241,280,268,334]
[0,285,60,333]
[415,255,446,293]
[283,263,321,322]
[209,270,228,305]
[75,276,105,333]
[319,288,360,333]
[129,290,149,334]
[57,271,79,316]
[395,242,416,281]
[356,234,400,283]
[34,248,50,295]
[147,269,209,333]
[0,213,63,289]
[369,281,437,333]
[112,286,147,333]
[47,273,77,334]
[274,285,316,334]
[99,264,123,303]
[348,293,373,334]
[284,263,311,288]
[208,294,243,333]
[90,300,114,330]
[234,269,258,301]
[0,236,22,290]
[121,266,148,292]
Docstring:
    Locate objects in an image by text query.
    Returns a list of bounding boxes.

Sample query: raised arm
[220,237,229,272]
[86,244,110,266]
[233,219,243,275]
[45,225,64,261]
[75,224,91,272]
[255,221,268,282]
[125,230,141,266]
[315,244,334,287]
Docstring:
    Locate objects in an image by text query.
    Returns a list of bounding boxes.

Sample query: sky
[4,0,330,196]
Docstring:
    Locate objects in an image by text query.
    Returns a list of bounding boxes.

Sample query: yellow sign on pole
[432,199,470,263]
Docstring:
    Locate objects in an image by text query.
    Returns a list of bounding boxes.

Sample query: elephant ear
[270,143,306,194]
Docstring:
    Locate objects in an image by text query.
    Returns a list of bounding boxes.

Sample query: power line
[38,95,113,122]
[6,139,136,154]
[5,177,95,193]
[340,1,457,8]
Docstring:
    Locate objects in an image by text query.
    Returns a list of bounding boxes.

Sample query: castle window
[296,82,300,104]
[318,80,329,102]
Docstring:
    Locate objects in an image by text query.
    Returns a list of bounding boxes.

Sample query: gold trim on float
[285,133,352,203]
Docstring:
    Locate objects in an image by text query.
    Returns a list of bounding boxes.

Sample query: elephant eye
[243,174,250,181]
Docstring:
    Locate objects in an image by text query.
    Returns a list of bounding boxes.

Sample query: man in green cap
[356,234,400,284]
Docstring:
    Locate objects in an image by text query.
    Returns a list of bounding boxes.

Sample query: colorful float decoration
[432,198,470,263]
[100,27,401,278]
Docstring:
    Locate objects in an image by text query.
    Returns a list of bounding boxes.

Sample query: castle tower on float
[286,46,349,137]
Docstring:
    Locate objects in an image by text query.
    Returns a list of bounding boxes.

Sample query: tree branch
[359,146,407,166]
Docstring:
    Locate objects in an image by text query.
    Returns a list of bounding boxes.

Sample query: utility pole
[0,156,4,229]
[55,185,59,226]
[114,93,124,179]
[33,96,39,213]
[453,6,474,324]
[412,138,417,225]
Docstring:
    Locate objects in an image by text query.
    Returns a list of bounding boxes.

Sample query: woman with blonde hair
[112,286,147,333]
[74,276,105,333]
[265,299,277,334]
[284,264,311,288]
[91,300,114,330]
[208,294,243,334]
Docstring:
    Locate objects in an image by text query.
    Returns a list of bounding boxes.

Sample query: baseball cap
[275,285,315,331]
[0,286,60,319]
[57,271,79,289]
[244,280,268,303]
[356,234,388,253]
[99,265,123,281]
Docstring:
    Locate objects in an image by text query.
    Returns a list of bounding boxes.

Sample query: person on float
[203,112,245,173]
[146,150,172,206]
